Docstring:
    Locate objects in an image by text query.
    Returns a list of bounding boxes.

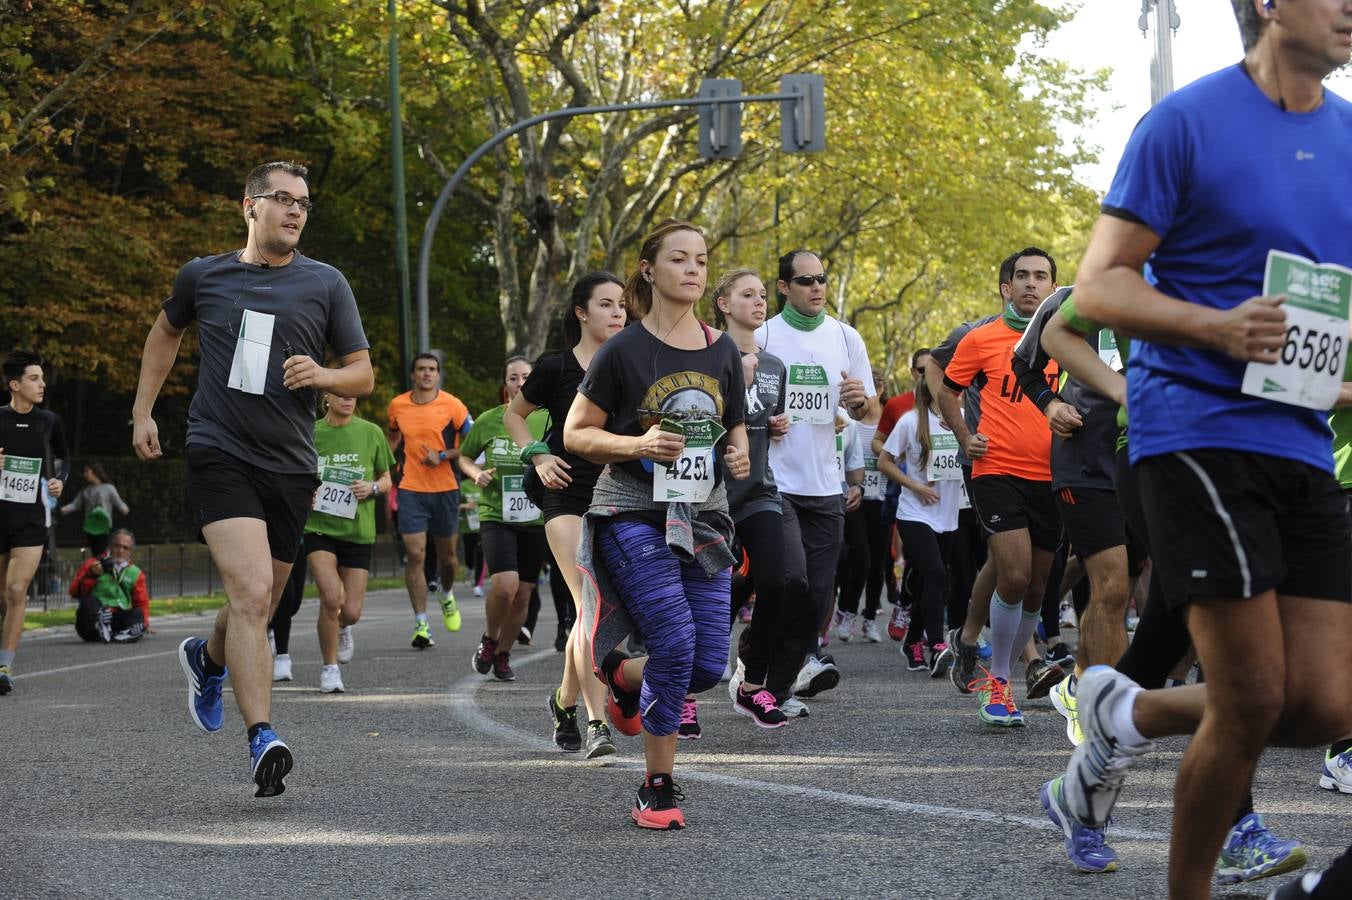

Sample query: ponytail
[622,218,703,319]
[914,379,935,472]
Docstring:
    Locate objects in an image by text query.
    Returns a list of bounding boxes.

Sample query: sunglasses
[789,273,827,286]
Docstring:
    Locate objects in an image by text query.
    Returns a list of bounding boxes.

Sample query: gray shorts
[397,488,460,539]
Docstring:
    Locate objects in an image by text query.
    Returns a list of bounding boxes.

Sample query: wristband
[519,441,551,465]
[371,482,380,497]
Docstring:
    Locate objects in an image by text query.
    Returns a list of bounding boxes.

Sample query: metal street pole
[1140,0,1179,106]
[388,0,413,387]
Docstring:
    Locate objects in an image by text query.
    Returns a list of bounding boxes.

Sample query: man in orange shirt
[388,353,471,648]
[942,247,1069,727]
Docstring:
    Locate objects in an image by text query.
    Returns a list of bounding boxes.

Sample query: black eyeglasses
[250,191,315,212]
[789,273,827,286]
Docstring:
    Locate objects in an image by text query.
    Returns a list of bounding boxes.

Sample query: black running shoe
[632,774,686,830]
[548,690,581,752]
[492,652,516,682]
[584,721,616,759]
[948,627,979,695]
[0,665,13,695]
[1046,641,1076,669]
[473,636,496,675]
[600,649,641,735]
[733,685,789,728]
[1026,658,1066,700]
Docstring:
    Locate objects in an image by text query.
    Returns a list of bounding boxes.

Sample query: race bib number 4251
[654,419,725,503]
[1241,250,1351,411]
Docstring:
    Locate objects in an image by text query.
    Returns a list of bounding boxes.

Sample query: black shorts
[970,474,1061,552]
[1055,486,1145,572]
[1138,449,1352,609]
[0,516,47,554]
[303,532,373,571]
[185,445,320,563]
[481,521,547,581]
[539,481,594,523]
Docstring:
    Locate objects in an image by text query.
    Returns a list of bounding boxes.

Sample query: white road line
[445,648,1170,841]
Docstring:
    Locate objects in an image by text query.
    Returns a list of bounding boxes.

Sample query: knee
[688,656,726,694]
[1215,679,1285,741]
[4,585,24,607]
[404,547,425,566]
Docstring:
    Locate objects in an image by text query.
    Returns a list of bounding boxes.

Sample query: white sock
[416,613,428,625]
[1108,684,1149,747]
[1011,608,1041,676]
[987,594,1022,682]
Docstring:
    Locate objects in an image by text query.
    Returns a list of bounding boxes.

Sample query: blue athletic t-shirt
[1106,64,1352,472]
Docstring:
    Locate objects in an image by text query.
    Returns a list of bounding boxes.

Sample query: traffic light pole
[414,79,821,353]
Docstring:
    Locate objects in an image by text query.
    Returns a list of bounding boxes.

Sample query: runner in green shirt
[458,357,549,682]
[305,392,394,693]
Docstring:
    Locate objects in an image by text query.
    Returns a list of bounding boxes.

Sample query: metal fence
[24,538,408,612]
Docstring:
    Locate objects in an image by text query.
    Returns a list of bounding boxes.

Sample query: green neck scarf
[782,303,826,331]
[1002,302,1032,333]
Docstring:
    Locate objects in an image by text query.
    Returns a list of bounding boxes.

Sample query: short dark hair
[776,249,820,306]
[1000,247,1057,287]
[86,462,109,483]
[3,349,42,386]
[244,161,309,199]
[911,347,931,369]
[563,271,625,347]
[1232,0,1265,51]
[410,352,440,374]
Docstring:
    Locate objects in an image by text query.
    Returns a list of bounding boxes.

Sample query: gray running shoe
[947,627,979,694]
[1063,665,1154,828]
[584,721,616,759]
[1026,658,1067,700]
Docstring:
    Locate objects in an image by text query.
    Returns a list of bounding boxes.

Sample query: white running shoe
[726,658,746,704]
[320,664,345,693]
[780,697,810,718]
[337,626,355,664]
[1319,747,1352,794]
[1062,665,1154,828]
[473,585,484,598]
[832,610,856,642]
[859,618,882,643]
[272,653,293,683]
[792,655,840,698]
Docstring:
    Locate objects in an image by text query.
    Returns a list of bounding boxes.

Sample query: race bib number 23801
[1241,250,1351,411]
[785,364,832,425]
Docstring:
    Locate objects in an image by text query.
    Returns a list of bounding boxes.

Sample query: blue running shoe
[1216,812,1307,885]
[1041,776,1119,873]
[249,728,294,798]
[976,633,993,661]
[178,637,226,733]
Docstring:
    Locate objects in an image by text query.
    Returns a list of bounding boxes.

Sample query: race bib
[502,474,540,523]
[1,454,41,504]
[861,456,883,500]
[958,479,972,511]
[466,506,481,532]
[314,465,362,519]
[1241,250,1350,410]
[1098,330,1123,372]
[926,433,962,482]
[785,364,832,425]
[654,419,724,504]
[226,309,274,395]
[834,432,845,481]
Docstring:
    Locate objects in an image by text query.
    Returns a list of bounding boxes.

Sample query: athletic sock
[588,719,603,728]
[248,721,271,742]
[1332,738,1352,757]
[1011,608,1041,675]
[1108,684,1148,747]
[987,593,1022,682]
[199,644,225,677]
[415,613,428,626]
[0,649,14,668]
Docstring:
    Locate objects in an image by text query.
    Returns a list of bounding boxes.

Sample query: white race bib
[834,432,845,481]
[502,474,540,523]
[226,309,275,395]
[1,454,41,504]
[466,506,481,532]
[1241,250,1351,410]
[1098,329,1123,372]
[958,479,972,511]
[861,456,883,500]
[654,419,724,504]
[785,364,832,425]
[925,432,962,482]
[314,465,362,519]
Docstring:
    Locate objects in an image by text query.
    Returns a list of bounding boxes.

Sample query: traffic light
[780,73,825,153]
[698,78,742,159]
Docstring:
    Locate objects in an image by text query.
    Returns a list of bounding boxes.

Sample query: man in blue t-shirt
[1047,4,1352,898]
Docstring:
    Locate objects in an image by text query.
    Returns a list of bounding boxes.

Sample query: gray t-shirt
[931,314,998,466]
[727,350,786,523]
[62,483,127,520]
[163,251,369,474]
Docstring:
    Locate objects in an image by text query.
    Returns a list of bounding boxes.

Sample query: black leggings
[943,505,985,627]
[735,510,795,687]
[1041,544,1069,643]
[461,531,483,587]
[837,499,884,619]
[268,549,307,656]
[896,520,955,647]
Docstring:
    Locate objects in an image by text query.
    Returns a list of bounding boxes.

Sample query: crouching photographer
[71,528,150,643]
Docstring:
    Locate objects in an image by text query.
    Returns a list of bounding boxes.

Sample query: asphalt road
[2,588,1345,899]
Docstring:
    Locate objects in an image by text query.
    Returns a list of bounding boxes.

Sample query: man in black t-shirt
[132,161,373,798]
[0,349,68,696]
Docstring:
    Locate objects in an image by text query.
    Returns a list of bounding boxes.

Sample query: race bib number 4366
[1241,250,1351,411]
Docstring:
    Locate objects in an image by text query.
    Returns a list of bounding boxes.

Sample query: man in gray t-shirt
[131,160,373,799]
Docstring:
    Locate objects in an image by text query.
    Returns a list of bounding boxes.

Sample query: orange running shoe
[601,649,642,736]
[632,773,686,830]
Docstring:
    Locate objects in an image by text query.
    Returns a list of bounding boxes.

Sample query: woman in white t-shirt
[878,378,961,678]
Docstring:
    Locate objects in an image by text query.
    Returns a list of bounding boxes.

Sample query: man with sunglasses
[132,160,373,798]
[754,249,877,708]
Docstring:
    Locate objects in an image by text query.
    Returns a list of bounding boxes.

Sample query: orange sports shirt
[387,390,470,493]
[942,318,1057,482]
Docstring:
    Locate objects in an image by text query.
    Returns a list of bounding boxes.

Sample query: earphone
[248,208,256,220]
[1264,0,1274,10]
